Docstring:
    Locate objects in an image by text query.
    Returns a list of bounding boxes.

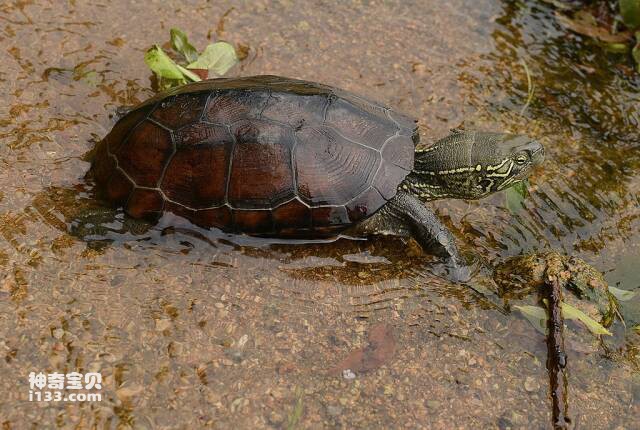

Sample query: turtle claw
[445,259,475,283]
[426,258,474,283]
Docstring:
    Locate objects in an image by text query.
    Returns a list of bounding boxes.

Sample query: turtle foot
[439,255,478,283]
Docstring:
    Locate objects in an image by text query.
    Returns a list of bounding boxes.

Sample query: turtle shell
[92,75,417,236]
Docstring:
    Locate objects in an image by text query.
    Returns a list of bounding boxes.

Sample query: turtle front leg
[352,191,470,281]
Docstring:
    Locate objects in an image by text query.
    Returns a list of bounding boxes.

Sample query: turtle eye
[514,152,529,165]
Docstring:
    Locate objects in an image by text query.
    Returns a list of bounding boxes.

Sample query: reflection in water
[18,181,504,326]
[26,184,484,309]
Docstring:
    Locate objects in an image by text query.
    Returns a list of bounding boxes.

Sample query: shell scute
[311,206,350,228]
[160,135,232,209]
[227,120,295,208]
[233,209,273,233]
[126,188,164,220]
[273,199,311,230]
[346,187,386,223]
[92,140,115,185]
[105,168,133,205]
[204,90,270,125]
[382,135,413,171]
[374,161,408,200]
[193,206,232,229]
[115,120,174,188]
[261,93,326,128]
[107,106,153,154]
[150,92,210,129]
[173,121,231,147]
[387,110,418,137]
[294,125,379,205]
[324,98,396,150]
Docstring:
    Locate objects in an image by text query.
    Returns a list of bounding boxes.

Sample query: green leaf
[144,45,186,81]
[632,33,640,72]
[519,58,535,115]
[176,64,202,82]
[620,0,640,29]
[286,386,304,430]
[609,286,637,301]
[561,301,612,336]
[514,305,548,334]
[505,180,528,213]
[187,42,238,76]
[515,301,612,336]
[157,78,182,91]
[604,42,630,54]
[170,28,198,63]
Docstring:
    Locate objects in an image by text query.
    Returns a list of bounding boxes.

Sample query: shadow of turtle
[29,184,155,251]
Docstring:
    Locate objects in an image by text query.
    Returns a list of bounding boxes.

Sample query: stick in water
[545,258,571,429]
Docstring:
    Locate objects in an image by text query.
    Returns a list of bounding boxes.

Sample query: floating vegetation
[502,251,619,428]
[504,180,529,214]
[496,251,619,328]
[515,300,612,336]
[286,386,304,430]
[621,0,640,29]
[144,28,239,90]
[519,58,535,115]
[552,0,640,72]
[514,304,548,333]
[609,285,638,302]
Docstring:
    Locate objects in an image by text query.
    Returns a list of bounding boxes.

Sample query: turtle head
[410,131,544,200]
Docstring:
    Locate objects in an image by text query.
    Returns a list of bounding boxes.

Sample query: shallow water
[0,0,638,428]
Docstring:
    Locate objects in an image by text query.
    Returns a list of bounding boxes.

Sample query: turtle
[91,75,544,279]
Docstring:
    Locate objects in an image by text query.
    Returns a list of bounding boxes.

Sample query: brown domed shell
[91,75,417,236]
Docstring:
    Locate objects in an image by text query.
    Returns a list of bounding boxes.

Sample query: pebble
[524,376,540,392]
[326,405,343,416]
[155,319,172,332]
[116,384,143,402]
[237,334,249,348]
[342,369,356,379]
[426,400,441,409]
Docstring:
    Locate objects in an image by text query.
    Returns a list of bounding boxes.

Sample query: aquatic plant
[144,28,239,90]
[553,0,640,72]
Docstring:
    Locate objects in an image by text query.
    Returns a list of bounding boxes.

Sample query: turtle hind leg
[352,190,473,282]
